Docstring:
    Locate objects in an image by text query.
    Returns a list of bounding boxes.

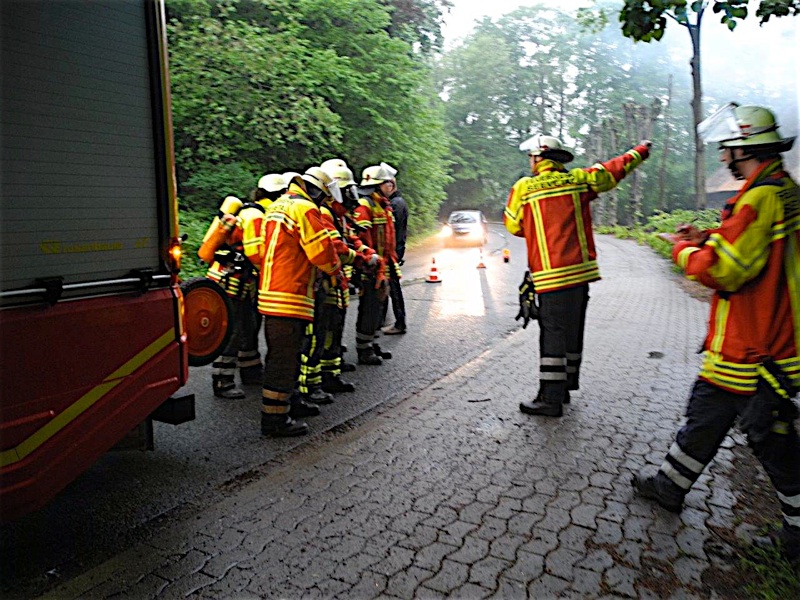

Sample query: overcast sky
[440,0,799,127]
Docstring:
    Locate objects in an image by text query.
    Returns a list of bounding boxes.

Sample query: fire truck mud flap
[181,277,234,367]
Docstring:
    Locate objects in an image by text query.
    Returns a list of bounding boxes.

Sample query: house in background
[705,166,741,209]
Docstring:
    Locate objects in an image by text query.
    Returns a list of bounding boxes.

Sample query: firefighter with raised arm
[633,104,800,564]
[504,134,652,417]
[243,170,341,437]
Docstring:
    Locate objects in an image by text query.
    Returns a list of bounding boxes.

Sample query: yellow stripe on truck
[0,329,174,468]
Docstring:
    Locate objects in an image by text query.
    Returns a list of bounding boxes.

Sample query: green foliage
[181,161,261,212]
[740,529,800,600]
[382,0,454,54]
[167,0,451,230]
[597,208,721,260]
[177,209,211,279]
[618,0,799,42]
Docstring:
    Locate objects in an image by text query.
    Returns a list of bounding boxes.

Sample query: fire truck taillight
[169,240,182,273]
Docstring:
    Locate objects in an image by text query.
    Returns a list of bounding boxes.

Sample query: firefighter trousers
[536,284,589,403]
[356,279,381,351]
[262,316,306,395]
[212,294,260,386]
[655,379,800,532]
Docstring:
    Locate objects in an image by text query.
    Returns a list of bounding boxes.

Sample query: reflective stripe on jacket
[673,158,800,395]
[504,144,649,293]
[248,184,340,321]
[353,192,398,264]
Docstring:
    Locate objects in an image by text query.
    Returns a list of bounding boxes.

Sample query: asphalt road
[0,223,530,597]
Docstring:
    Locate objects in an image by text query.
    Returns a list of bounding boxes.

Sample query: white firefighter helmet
[519,134,574,163]
[257,173,287,193]
[321,158,348,173]
[303,166,343,203]
[282,171,304,188]
[323,161,357,189]
[698,103,795,152]
[360,162,398,186]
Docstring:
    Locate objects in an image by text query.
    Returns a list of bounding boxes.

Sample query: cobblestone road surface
[41,237,753,599]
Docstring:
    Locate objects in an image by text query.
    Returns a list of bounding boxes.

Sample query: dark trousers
[537,284,590,403]
[262,316,306,395]
[656,380,800,525]
[381,267,406,329]
[356,278,381,350]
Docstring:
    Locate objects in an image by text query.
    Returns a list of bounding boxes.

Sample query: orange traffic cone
[502,248,510,263]
[477,248,486,269]
[426,257,442,283]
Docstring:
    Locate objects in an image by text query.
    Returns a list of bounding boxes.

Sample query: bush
[178,208,213,280]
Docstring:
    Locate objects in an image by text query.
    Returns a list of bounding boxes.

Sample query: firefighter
[353,163,398,365]
[318,159,381,392]
[505,134,652,417]
[235,174,289,384]
[295,166,352,407]
[633,104,800,564]
[201,195,261,399]
[244,170,342,437]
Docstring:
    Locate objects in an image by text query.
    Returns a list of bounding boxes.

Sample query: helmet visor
[379,162,398,180]
[326,180,343,203]
[698,103,741,144]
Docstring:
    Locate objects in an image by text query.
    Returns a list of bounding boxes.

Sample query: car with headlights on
[442,210,489,247]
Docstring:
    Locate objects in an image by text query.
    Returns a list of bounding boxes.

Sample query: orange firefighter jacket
[205,202,268,299]
[673,158,800,395]
[353,192,398,264]
[244,184,341,321]
[504,143,650,293]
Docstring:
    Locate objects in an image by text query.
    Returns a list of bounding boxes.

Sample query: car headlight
[441,225,452,236]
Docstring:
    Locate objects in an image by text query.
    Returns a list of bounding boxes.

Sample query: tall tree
[166,0,451,226]
[616,0,800,209]
[382,0,453,54]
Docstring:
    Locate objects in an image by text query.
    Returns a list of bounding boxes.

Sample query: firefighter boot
[321,372,355,394]
[631,471,685,513]
[358,347,383,366]
[341,361,357,372]
[372,343,392,360]
[261,414,309,437]
[239,364,264,385]
[290,393,321,418]
[213,375,246,399]
[519,393,563,418]
[307,387,334,405]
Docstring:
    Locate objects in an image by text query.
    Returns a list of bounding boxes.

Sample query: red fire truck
[0,0,229,522]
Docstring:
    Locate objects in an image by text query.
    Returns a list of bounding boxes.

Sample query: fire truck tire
[181,277,234,367]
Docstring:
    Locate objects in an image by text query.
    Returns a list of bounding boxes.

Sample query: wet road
[1,223,529,597]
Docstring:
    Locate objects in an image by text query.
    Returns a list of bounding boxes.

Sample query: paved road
[23,233,769,599]
[0,225,521,595]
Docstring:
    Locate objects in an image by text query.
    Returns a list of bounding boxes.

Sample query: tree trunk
[688,14,706,209]
[607,124,619,226]
[658,74,673,211]
[590,123,605,225]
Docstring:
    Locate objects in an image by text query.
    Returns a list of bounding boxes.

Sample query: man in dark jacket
[381,174,408,335]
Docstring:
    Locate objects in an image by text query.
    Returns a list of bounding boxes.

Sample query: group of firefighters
[197,102,800,567]
[199,159,407,439]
